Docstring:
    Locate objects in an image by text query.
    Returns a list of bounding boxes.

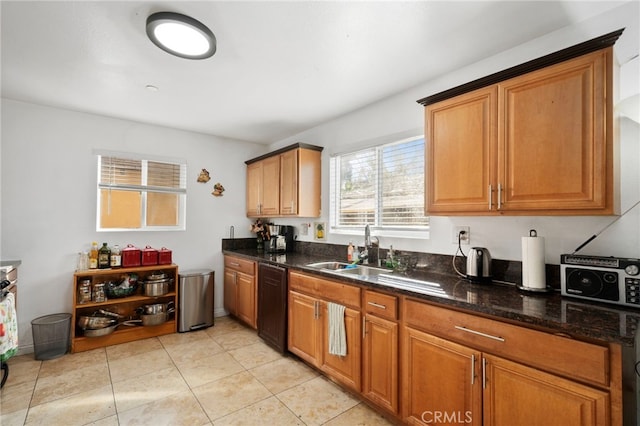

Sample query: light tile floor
[1,316,396,426]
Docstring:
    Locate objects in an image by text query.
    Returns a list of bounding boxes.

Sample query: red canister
[122,244,141,267]
[158,247,172,265]
[141,245,158,266]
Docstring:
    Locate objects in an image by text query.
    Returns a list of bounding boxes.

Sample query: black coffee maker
[266,225,295,253]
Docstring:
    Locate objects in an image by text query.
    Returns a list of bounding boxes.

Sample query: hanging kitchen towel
[328,302,347,356]
[0,292,19,362]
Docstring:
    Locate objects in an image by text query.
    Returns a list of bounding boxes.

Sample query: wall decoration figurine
[197,169,211,183]
[212,182,225,197]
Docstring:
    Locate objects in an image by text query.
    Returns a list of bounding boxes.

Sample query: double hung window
[96,151,187,231]
[330,136,428,236]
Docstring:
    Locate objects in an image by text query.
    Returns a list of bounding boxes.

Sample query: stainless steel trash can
[178,269,214,332]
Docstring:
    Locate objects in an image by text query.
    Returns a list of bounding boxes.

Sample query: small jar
[92,282,106,303]
[78,279,92,304]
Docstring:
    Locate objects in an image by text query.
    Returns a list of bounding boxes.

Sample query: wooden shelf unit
[71,264,178,353]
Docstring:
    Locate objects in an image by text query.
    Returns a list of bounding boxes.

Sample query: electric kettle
[466,247,492,283]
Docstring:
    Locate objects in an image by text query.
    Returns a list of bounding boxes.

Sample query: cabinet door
[425,86,497,214]
[498,49,611,213]
[403,327,481,426]
[246,162,262,217]
[483,354,609,426]
[320,303,362,391]
[288,291,321,366]
[261,156,281,216]
[223,269,237,315]
[235,271,256,329]
[279,149,298,215]
[363,314,398,414]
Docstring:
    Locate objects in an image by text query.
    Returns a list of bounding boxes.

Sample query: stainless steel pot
[83,322,120,337]
[77,315,117,330]
[142,278,172,296]
[140,301,174,315]
[140,312,168,326]
[147,271,167,281]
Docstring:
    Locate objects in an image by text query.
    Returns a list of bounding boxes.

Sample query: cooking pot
[77,315,117,330]
[142,278,173,296]
[140,311,170,326]
[466,247,492,283]
[140,301,174,315]
[83,322,120,337]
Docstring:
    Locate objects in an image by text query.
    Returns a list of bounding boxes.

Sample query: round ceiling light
[146,12,216,59]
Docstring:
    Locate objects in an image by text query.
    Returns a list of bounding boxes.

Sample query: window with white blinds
[96,152,187,231]
[330,136,428,233]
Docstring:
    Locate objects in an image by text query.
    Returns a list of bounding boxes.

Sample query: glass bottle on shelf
[76,251,89,271]
[98,243,111,269]
[110,244,121,268]
[89,242,99,269]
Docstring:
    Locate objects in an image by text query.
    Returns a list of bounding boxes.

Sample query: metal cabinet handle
[482,358,487,389]
[230,262,240,267]
[488,185,493,210]
[471,354,476,385]
[454,325,505,342]
[314,301,318,319]
[367,301,386,309]
[497,184,502,210]
[362,316,367,339]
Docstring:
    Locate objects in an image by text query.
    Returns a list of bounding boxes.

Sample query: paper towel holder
[517,229,554,293]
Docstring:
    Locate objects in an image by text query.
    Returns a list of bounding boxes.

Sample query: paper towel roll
[522,234,546,289]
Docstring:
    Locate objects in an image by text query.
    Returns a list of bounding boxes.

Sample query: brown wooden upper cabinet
[246,143,323,218]
[419,29,623,216]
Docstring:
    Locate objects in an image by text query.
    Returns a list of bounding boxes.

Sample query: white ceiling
[0,1,628,144]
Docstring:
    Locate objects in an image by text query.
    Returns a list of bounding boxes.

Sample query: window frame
[329,134,429,240]
[95,150,187,232]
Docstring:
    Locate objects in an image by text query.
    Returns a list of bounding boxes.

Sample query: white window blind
[330,136,428,231]
[96,152,187,231]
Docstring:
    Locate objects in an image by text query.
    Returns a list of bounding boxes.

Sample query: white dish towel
[328,302,347,356]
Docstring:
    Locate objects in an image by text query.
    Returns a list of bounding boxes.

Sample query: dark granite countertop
[223,248,640,347]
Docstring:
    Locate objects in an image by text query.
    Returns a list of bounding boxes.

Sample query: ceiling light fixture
[146,12,216,60]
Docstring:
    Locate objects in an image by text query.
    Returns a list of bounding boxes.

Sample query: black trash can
[31,313,71,360]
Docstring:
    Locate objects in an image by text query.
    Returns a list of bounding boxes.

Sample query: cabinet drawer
[364,290,397,321]
[224,256,255,276]
[289,271,361,309]
[404,298,609,387]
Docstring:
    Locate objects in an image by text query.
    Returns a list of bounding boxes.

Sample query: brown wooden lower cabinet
[402,325,612,426]
[403,328,481,426]
[363,313,399,414]
[288,271,362,392]
[288,289,362,391]
[223,255,256,329]
[483,354,609,426]
[284,272,622,425]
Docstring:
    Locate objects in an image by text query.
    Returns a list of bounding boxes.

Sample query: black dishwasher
[257,263,287,354]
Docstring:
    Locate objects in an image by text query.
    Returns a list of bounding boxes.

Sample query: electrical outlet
[452,226,470,244]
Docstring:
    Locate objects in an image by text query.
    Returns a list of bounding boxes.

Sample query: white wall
[0,99,266,352]
[271,2,640,263]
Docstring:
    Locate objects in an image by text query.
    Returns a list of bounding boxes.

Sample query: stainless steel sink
[337,265,388,277]
[306,261,388,276]
[306,261,356,271]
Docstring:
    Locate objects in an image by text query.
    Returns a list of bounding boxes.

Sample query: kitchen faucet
[361,225,379,265]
